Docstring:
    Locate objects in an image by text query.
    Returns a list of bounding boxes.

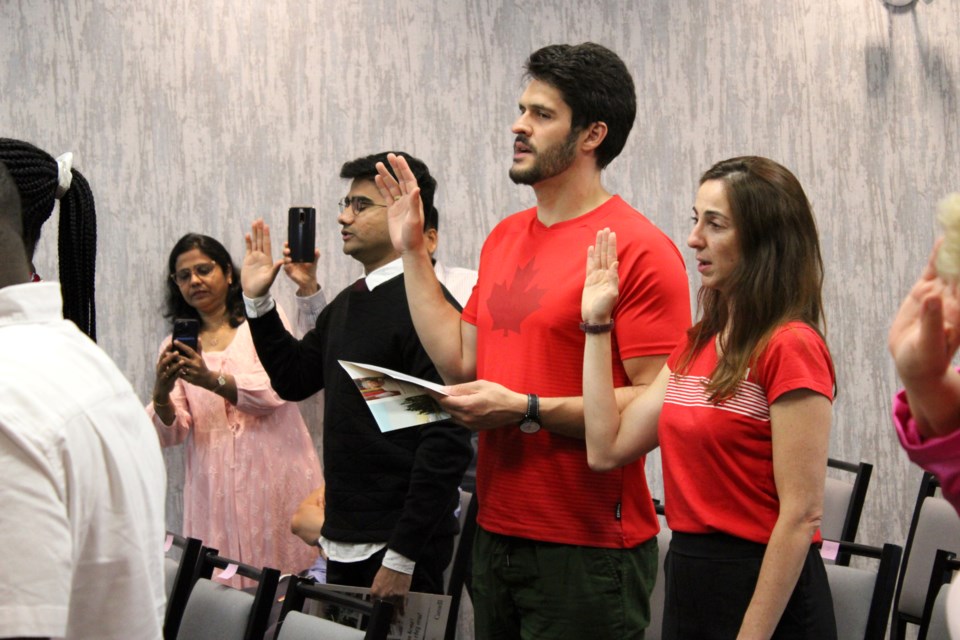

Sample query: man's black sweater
[247,274,472,563]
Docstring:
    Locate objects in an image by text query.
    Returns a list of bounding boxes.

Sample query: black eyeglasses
[171,261,218,285]
[338,196,387,216]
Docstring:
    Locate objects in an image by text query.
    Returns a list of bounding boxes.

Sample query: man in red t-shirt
[376,44,690,638]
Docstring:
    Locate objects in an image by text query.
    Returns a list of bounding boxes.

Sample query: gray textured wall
[3,0,958,561]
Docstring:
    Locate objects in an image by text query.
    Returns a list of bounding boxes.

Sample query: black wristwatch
[519,393,541,434]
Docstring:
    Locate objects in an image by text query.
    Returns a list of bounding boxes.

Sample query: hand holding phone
[288,206,317,263]
[283,242,321,296]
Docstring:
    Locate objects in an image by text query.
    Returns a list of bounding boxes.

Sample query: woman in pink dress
[148,233,321,587]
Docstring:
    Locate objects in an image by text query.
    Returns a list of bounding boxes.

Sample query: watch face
[519,419,541,434]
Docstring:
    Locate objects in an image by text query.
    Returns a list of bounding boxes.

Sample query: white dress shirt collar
[363,257,403,291]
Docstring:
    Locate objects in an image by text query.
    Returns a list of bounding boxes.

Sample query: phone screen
[172,318,200,352]
[288,206,317,263]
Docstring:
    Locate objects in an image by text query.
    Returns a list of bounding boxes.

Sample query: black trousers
[325,534,454,595]
[662,532,837,640]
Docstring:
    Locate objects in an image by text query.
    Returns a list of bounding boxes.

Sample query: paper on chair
[339,360,451,433]
[319,584,451,640]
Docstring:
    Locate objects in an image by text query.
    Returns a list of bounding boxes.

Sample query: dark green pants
[472,527,657,639]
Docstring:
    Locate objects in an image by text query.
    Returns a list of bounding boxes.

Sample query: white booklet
[317,584,451,640]
[338,360,450,432]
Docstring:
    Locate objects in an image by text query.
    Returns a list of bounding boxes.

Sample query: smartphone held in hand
[172,318,200,353]
[288,206,316,263]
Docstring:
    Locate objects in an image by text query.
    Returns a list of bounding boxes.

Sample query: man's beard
[509,130,579,185]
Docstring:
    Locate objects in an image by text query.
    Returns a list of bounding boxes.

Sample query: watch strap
[580,320,615,334]
[519,394,541,434]
[525,393,540,422]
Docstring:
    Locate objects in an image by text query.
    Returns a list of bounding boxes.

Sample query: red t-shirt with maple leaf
[462,195,691,548]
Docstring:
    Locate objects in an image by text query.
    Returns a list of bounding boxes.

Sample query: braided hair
[0,138,97,340]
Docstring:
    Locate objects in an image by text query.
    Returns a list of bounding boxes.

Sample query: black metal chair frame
[179,547,280,640]
[273,575,395,640]
[829,540,902,640]
[917,548,960,640]
[825,457,873,565]
[892,472,951,639]
[163,533,204,640]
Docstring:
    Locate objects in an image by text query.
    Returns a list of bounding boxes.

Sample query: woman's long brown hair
[677,156,829,402]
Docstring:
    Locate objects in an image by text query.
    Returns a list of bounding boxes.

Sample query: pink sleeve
[894,388,960,514]
[233,374,286,415]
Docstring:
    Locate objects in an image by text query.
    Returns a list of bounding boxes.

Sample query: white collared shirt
[0,282,167,638]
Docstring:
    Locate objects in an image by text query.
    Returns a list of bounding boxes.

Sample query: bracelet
[579,320,615,334]
[153,397,171,407]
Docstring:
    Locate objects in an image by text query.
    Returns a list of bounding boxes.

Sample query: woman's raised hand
[582,228,620,325]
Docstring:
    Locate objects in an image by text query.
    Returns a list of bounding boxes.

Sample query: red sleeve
[756,323,835,404]
[613,228,692,361]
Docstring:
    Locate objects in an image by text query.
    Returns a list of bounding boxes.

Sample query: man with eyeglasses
[281,157,481,502]
[239,151,472,603]
[281,168,478,332]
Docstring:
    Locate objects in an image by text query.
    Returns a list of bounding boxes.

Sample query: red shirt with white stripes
[659,322,834,544]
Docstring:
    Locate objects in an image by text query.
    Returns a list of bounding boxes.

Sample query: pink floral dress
[148,311,321,588]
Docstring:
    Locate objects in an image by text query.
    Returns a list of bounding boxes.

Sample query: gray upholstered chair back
[923,584,952,640]
[176,578,255,640]
[898,497,960,619]
[275,610,366,640]
[822,476,855,541]
[821,459,873,566]
[825,564,875,638]
[164,556,180,601]
[826,541,901,640]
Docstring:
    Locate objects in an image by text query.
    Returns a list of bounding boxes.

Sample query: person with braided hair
[0,159,166,638]
[0,138,97,340]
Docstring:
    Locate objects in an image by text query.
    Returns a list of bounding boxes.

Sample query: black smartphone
[288,206,316,263]
[172,318,200,353]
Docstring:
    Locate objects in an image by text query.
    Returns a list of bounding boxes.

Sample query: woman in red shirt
[582,156,836,639]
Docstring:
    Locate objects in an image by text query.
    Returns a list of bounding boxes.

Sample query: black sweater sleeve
[387,419,472,561]
[386,310,472,562]
[246,306,326,402]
